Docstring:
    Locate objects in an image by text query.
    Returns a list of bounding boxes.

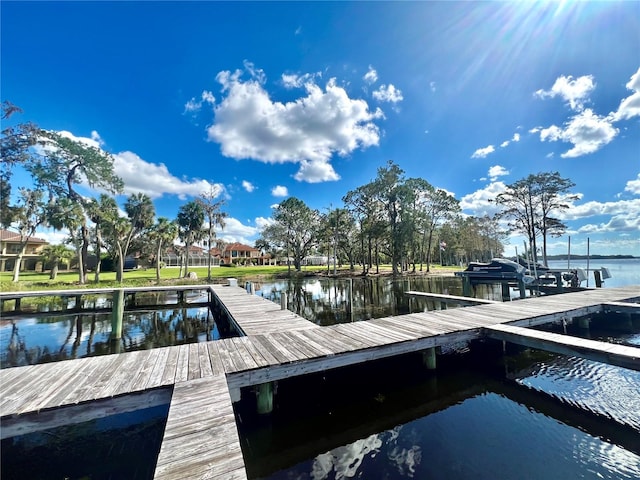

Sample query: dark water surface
[1,404,170,480]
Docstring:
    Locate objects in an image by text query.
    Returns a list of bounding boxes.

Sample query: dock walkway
[1,285,639,479]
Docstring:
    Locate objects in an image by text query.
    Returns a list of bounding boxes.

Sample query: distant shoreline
[545,254,637,260]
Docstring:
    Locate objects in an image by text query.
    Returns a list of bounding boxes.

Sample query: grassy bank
[1,264,460,292]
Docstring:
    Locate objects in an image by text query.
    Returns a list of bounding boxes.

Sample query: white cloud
[271,185,288,197]
[216,217,261,245]
[560,198,640,222]
[459,181,506,217]
[535,74,595,111]
[539,109,618,157]
[488,165,509,181]
[471,145,495,158]
[293,159,340,183]
[529,127,540,134]
[184,90,216,113]
[207,65,383,183]
[113,151,225,200]
[372,84,403,103]
[56,130,102,149]
[255,216,274,229]
[499,132,519,148]
[242,180,255,192]
[90,130,104,146]
[429,81,436,93]
[611,67,640,121]
[55,130,228,201]
[625,174,640,195]
[363,66,378,84]
[282,72,319,89]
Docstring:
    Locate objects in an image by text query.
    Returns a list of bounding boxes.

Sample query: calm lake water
[0,290,240,369]
[239,259,640,480]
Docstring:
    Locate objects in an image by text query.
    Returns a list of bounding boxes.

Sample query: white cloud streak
[242,180,255,192]
[471,145,495,159]
[363,66,378,84]
[372,84,404,103]
[611,66,640,121]
[625,174,640,195]
[184,90,216,113]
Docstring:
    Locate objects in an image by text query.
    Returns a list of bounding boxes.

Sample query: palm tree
[41,244,74,280]
[197,188,227,280]
[149,217,178,282]
[176,201,205,278]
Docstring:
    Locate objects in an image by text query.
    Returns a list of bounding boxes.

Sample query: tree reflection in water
[256,276,502,326]
[1,304,238,368]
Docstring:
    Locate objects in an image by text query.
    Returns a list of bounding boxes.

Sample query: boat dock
[1,284,639,479]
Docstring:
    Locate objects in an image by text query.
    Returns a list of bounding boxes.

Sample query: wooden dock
[1,284,639,479]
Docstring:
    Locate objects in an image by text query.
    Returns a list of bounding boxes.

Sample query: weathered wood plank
[205,341,226,376]
[187,343,201,380]
[160,346,180,385]
[174,344,190,383]
[484,323,640,371]
[228,337,262,370]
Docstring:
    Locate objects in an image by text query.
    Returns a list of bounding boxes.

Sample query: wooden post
[579,316,590,329]
[74,295,82,312]
[517,279,526,299]
[280,292,288,310]
[422,347,436,370]
[501,282,510,302]
[178,291,185,305]
[462,277,472,297]
[256,382,274,414]
[111,289,125,340]
[594,270,602,288]
[15,298,21,313]
[249,282,255,295]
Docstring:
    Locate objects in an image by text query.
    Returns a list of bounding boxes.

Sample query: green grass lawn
[1,264,459,292]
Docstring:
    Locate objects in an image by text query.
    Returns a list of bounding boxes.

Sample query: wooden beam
[405,291,498,306]
[483,323,640,371]
[0,388,172,440]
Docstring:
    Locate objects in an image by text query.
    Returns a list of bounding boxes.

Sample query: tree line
[2,101,576,282]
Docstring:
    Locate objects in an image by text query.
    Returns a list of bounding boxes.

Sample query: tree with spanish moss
[29,131,124,283]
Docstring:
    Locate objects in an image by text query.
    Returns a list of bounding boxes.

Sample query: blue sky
[2,1,639,257]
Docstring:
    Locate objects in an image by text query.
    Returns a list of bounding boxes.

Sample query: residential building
[0,229,49,272]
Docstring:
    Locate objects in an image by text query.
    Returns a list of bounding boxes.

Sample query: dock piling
[256,382,275,414]
[422,348,437,370]
[111,289,125,340]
